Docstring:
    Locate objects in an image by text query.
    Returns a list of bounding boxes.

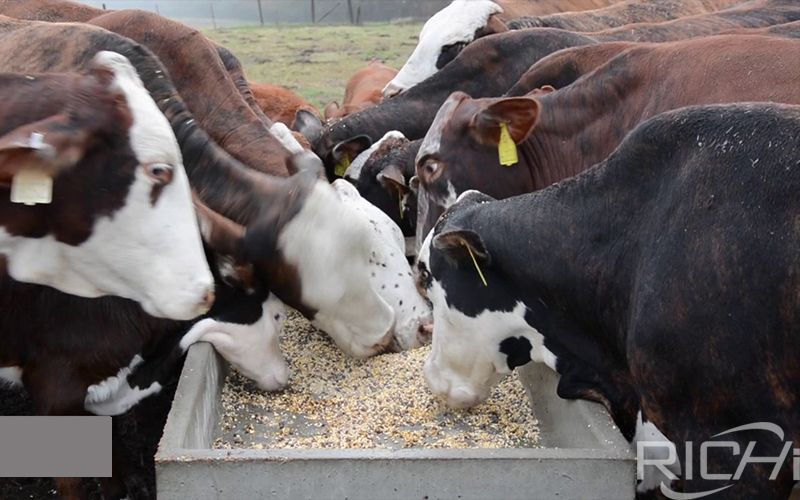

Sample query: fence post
[347,0,354,24]
[210,2,217,29]
[311,0,316,24]
[257,0,264,26]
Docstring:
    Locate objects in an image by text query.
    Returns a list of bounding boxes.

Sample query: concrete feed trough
[156,343,635,499]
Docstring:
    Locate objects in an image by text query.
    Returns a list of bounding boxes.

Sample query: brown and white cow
[414,34,800,248]
[324,60,398,120]
[0,0,320,177]
[382,0,621,97]
[0,51,213,320]
[315,0,800,175]
[0,16,425,358]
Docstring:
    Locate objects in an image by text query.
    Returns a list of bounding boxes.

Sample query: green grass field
[204,23,423,111]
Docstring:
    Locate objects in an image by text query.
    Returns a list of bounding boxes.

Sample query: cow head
[332,179,432,350]
[416,191,552,408]
[232,171,398,358]
[383,0,506,98]
[415,91,539,249]
[0,51,213,321]
[342,131,418,237]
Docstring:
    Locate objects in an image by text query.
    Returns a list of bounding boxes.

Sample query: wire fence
[83,0,451,28]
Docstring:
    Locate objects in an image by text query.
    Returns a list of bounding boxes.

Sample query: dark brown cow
[315,0,800,177]
[509,0,744,32]
[383,0,623,96]
[0,0,315,176]
[0,52,214,320]
[414,34,800,247]
[324,60,398,120]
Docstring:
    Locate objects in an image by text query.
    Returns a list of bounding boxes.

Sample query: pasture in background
[204,23,422,110]
[83,0,448,27]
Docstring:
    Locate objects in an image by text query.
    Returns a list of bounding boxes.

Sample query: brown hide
[496,0,620,21]
[510,0,748,31]
[249,82,320,126]
[327,60,398,120]
[0,0,294,176]
[416,35,800,239]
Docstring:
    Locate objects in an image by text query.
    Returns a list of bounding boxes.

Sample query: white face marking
[385,0,503,95]
[0,51,213,320]
[418,236,551,408]
[344,130,406,183]
[84,355,164,416]
[0,366,23,387]
[333,179,432,351]
[279,181,396,358]
[181,295,289,391]
[635,410,681,493]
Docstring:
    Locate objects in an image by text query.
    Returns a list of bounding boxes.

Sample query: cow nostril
[417,323,433,345]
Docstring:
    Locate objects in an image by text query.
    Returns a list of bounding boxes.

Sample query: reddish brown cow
[508,0,745,32]
[414,34,800,246]
[249,81,320,127]
[383,0,614,97]
[0,0,315,176]
[324,60,398,120]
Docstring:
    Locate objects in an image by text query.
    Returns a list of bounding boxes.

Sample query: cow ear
[470,97,539,145]
[332,135,372,166]
[376,163,409,196]
[530,85,555,96]
[0,114,90,186]
[323,101,340,121]
[409,175,420,194]
[433,229,490,267]
[193,194,246,260]
[293,108,324,145]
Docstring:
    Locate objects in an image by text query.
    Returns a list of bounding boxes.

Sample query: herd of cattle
[0,0,799,498]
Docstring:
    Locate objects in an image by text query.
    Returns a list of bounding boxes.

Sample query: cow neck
[522,62,644,189]
[475,162,641,358]
[82,11,291,177]
[324,29,597,148]
[115,42,272,226]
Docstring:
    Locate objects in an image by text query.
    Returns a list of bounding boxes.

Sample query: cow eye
[144,163,174,184]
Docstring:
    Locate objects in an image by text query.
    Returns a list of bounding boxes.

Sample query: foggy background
[82,0,451,28]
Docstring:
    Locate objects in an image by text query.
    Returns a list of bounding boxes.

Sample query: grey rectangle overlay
[0,416,112,477]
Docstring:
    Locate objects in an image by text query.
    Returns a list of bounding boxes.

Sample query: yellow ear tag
[10,169,53,206]
[498,122,518,167]
[334,155,350,177]
[398,196,404,220]
[464,242,488,288]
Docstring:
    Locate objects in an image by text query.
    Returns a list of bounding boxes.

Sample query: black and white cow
[416,103,800,498]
